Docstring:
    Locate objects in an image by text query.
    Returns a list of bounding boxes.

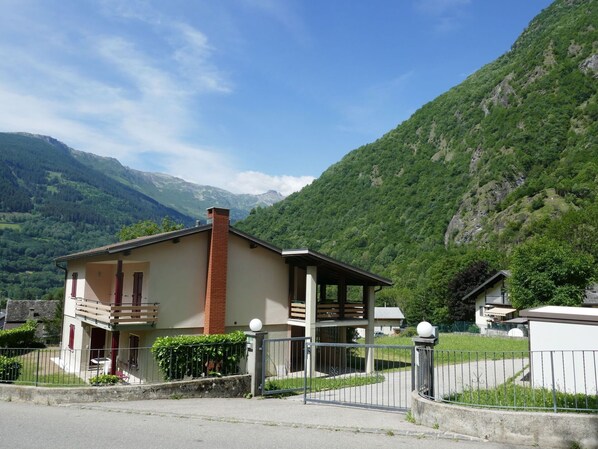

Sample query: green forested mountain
[0,133,284,301]
[237,0,598,322]
[0,133,194,300]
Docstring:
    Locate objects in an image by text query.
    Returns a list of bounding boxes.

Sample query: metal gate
[261,336,311,396]
[303,342,415,411]
[261,337,415,410]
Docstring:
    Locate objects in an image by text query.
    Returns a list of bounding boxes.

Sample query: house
[56,207,392,379]
[3,299,59,341]
[520,306,598,395]
[356,307,405,337]
[462,270,520,335]
[0,310,5,329]
[583,284,598,308]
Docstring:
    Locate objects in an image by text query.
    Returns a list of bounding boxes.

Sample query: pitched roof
[462,270,510,301]
[4,300,59,323]
[374,307,405,320]
[56,223,391,287]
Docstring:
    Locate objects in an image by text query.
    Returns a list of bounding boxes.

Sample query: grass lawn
[14,349,86,387]
[265,373,384,394]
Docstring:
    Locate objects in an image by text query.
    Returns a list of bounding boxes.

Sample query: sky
[0,0,554,196]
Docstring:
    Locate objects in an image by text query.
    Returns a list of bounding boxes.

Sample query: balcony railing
[290,302,365,321]
[75,297,159,327]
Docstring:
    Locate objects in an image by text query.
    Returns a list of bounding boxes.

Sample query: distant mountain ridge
[69,147,284,222]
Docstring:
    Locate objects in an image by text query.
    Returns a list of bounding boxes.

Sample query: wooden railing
[289,302,365,321]
[75,298,159,327]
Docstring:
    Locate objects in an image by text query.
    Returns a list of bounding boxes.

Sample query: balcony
[75,297,159,329]
[290,302,365,321]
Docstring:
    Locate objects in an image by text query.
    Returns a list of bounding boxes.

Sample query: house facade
[462,271,518,334]
[56,207,392,380]
[3,299,59,342]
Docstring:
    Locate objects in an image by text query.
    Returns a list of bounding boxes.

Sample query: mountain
[69,150,284,222]
[237,0,598,319]
[0,132,284,300]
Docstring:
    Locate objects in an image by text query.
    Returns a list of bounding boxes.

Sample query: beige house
[56,207,392,379]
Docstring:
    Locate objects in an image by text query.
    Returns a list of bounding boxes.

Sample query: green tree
[117,217,185,241]
[446,260,495,322]
[509,238,595,310]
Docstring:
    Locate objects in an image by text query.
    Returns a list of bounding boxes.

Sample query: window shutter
[68,324,75,350]
[71,272,78,298]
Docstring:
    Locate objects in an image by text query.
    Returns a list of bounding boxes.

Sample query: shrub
[400,327,418,338]
[151,331,246,381]
[89,374,120,386]
[0,355,22,382]
[0,321,39,348]
[467,324,481,334]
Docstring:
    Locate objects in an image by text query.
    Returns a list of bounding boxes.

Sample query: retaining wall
[411,391,598,449]
[0,375,251,405]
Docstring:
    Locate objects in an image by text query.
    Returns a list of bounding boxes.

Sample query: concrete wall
[0,375,251,405]
[412,392,598,449]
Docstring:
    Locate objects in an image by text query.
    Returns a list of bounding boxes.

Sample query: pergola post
[365,286,375,374]
[305,265,317,375]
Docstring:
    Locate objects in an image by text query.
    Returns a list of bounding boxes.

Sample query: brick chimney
[204,207,230,334]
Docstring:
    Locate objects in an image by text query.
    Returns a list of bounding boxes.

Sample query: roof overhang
[282,249,393,287]
[520,306,598,325]
[462,270,511,301]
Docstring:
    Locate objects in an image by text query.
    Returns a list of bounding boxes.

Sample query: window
[70,272,78,298]
[68,324,75,350]
[128,334,140,368]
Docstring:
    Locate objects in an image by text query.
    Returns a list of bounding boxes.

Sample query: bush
[467,324,481,334]
[400,327,418,338]
[0,355,22,382]
[89,374,120,386]
[0,321,39,348]
[151,331,246,381]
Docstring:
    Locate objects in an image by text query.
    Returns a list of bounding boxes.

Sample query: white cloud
[414,0,471,32]
[0,2,312,196]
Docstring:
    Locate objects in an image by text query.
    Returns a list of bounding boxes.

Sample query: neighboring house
[583,284,598,308]
[520,306,598,394]
[56,207,392,379]
[3,299,59,341]
[462,270,518,335]
[0,310,6,329]
[357,307,405,337]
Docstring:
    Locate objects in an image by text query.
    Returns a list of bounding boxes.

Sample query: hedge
[0,355,23,382]
[0,321,38,348]
[151,331,247,381]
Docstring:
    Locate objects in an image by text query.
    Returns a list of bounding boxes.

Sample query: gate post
[413,321,438,398]
[245,330,267,397]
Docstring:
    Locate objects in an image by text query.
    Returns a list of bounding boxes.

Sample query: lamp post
[413,321,438,398]
[245,318,266,397]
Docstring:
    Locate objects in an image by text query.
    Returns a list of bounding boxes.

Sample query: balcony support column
[114,260,123,307]
[305,265,317,374]
[110,331,119,375]
[365,286,375,374]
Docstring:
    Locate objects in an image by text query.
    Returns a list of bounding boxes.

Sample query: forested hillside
[0,133,193,300]
[237,0,598,323]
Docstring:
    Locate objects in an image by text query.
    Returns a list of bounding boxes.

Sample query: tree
[509,237,595,310]
[446,260,494,322]
[117,217,185,241]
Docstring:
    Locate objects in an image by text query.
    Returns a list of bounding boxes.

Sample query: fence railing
[0,343,246,387]
[418,349,598,413]
[75,297,159,327]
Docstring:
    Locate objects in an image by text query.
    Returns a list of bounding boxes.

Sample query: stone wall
[0,374,251,405]
[411,391,598,449]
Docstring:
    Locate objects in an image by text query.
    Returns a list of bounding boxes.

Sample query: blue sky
[0,0,553,195]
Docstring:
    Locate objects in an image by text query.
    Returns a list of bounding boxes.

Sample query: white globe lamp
[417,321,434,338]
[249,318,263,332]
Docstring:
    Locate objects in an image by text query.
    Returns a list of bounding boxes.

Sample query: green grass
[14,349,87,387]
[447,379,598,413]
[0,223,21,230]
[265,373,384,394]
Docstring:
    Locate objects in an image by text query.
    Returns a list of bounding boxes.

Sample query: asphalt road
[0,399,525,449]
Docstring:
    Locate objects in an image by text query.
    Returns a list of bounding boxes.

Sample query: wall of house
[474,280,508,334]
[124,233,209,330]
[84,263,115,303]
[225,234,289,330]
[529,319,598,394]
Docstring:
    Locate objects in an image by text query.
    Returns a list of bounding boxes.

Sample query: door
[132,272,143,318]
[89,327,106,362]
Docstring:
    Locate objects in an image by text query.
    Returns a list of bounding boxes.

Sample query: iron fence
[419,349,598,413]
[0,343,246,387]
